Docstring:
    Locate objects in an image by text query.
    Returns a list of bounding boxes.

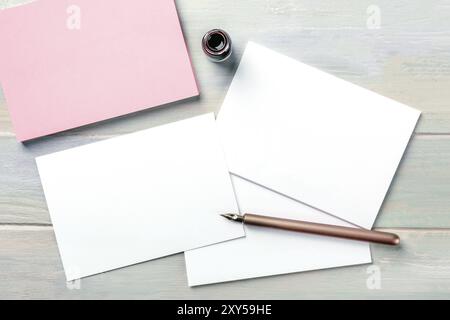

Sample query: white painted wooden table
[1,0,450,299]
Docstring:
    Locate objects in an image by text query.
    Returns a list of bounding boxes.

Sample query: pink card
[0,0,198,141]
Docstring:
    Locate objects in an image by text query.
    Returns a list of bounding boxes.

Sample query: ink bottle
[202,29,232,62]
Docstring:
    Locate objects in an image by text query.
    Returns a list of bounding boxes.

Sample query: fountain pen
[221,213,400,246]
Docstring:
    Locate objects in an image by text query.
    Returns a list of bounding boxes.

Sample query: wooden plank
[1,0,450,135]
[1,134,449,227]
[376,134,450,227]
[0,0,449,301]
[0,227,449,299]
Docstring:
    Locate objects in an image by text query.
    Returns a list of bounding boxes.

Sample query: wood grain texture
[0,227,449,300]
[1,0,449,299]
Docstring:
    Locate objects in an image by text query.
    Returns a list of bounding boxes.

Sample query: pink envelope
[0,0,198,141]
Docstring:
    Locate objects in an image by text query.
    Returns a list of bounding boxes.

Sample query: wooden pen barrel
[244,214,400,246]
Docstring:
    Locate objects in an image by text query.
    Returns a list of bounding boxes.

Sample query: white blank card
[36,113,244,281]
[217,42,421,229]
[185,175,372,286]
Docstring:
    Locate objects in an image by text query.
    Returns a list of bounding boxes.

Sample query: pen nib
[220,213,244,222]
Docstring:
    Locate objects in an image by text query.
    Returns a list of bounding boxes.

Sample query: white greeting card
[217,42,421,228]
[36,114,244,281]
[185,175,372,286]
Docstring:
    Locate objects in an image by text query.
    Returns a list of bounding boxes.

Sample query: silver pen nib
[220,213,245,222]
